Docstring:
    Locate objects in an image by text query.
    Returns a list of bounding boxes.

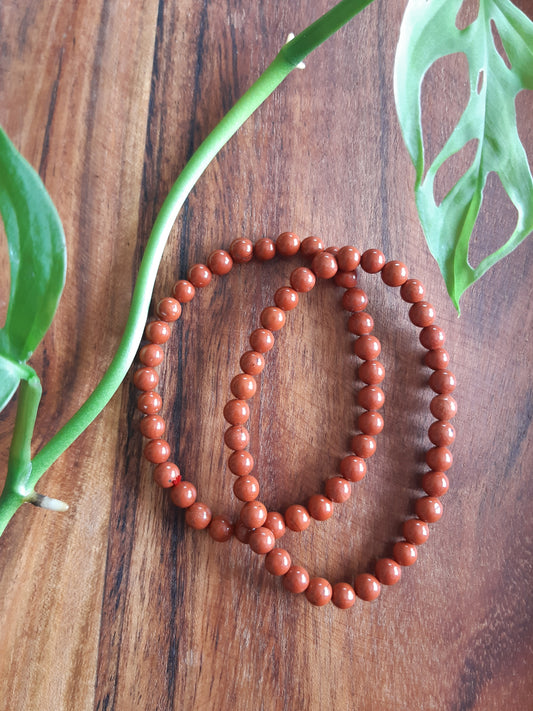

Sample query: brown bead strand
[222,242,396,608]
[224,239,310,546]
[266,249,452,605]
[226,247,348,539]
[134,235,455,610]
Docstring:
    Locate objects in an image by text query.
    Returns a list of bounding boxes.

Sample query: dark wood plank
[1,1,532,709]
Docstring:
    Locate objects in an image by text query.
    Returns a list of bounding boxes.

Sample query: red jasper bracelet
[134,233,456,609]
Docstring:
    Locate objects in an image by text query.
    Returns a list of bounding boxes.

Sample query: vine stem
[0,0,374,536]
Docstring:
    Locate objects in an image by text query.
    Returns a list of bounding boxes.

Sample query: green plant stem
[0,370,42,534]
[0,0,374,534]
[7,370,42,482]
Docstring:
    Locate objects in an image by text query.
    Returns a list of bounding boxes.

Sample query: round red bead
[207,249,233,275]
[261,306,286,331]
[332,582,356,609]
[426,446,453,471]
[172,280,195,303]
[170,480,197,508]
[276,232,300,256]
[228,450,254,476]
[381,261,408,287]
[428,420,455,446]
[340,455,367,482]
[337,246,360,272]
[240,351,265,375]
[188,264,212,288]
[249,328,274,353]
[209,516,234,542]
[403,518,430,545]
[223,399,250,425]
[139,343,164,367]
[143,438,171,463]
[153,462,180,488]
[357,411,384,435]
[254,238,276,261]
[305,577,332,606]
[234,520,252,544]
[240,501,267,529]
[290,267,316,292]
[133,367,159,391]
[420,325,446,350]
[145,321,171,344]
[157,297,182,322]
[429,370,457,394]
[400,279,425,303]
[230,238,253,263]
[140,414,166,439]
[358,360,385,384]
[351,434,377,459]
[342,287,368,312]
[265,512,286,539]
[265,548,291,576]
[300,236,324,258]
[230,373,257,399]
[224,425,249,451]
[355,573,381,601]
[348,312,374,335]
[137,391,162,414]
[393,541,418,567]
[421,471,449,497]
[285,504,311,531]
[233,475,259,502]
[360,249,385,273]
[324,477,351,503]
[307,495,334,521]
[185,502,212,529]
[424,348,450,370]
[283,565,310,594]
[375,558,402,585]
[249,527,276,554]
[334,270,358,288]
[274,287,299,311]
[430,394,457,420]
[357,385,385,410]
[409,301,435,327]
[415,496,443,523]
[353,335,381,360]
[311,251,338,279]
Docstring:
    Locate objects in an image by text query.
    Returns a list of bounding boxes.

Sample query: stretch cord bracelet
[133,234,456,609]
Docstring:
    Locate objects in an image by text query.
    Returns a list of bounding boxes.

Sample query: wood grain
[1,1,532,709]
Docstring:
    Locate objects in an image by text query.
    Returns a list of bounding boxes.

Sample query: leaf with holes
[0,126,66,411]
[394,0,533,312]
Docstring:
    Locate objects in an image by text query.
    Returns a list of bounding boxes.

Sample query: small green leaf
[0,126,66,362]
[0,354,37,414]
[0,363,20,413]
[394,0,533,311]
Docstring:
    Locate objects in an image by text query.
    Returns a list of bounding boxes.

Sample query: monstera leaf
[0,127,66,412]
[394,0,533,312]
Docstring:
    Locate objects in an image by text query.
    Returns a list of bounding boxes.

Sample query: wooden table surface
[1,1,532,709]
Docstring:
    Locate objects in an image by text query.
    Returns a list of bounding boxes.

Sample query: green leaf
[0,126,66,362]
[394,0,533,311]
[0,362,20,414]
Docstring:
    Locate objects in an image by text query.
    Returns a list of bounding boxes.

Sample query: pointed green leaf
[0,354,37,414]
[394,0,533,311]
[0,363,20,413]
[0,126,66,362]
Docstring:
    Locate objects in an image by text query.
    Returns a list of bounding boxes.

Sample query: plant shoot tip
[26,492,69,512]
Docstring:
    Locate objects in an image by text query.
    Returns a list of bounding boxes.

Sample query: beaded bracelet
[134,233,456,609]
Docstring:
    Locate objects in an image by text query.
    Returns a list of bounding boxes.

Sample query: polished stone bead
[305,577,332,606]
[265,548,291,575]
[355,573,381,601]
